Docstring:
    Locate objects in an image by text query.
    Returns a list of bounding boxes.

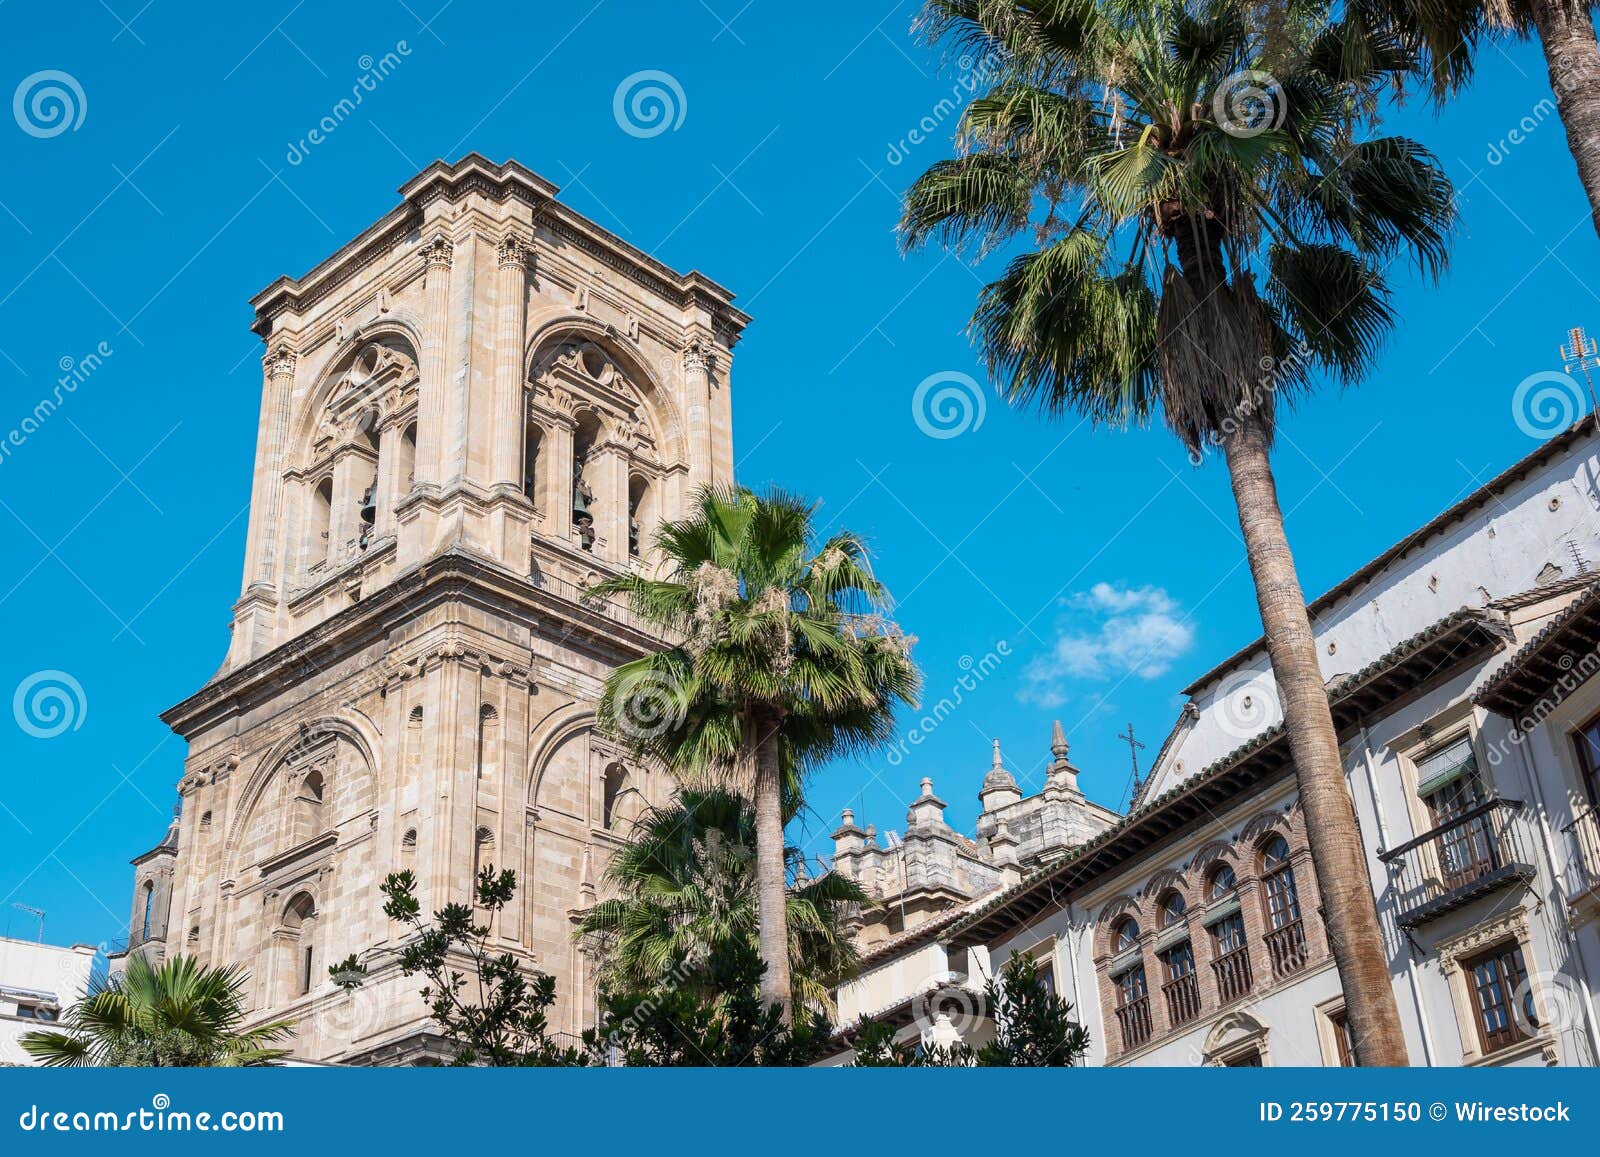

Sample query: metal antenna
[12,904,45,942]
[1117,723,1146,805]
[1559,326,1600,433]
[1569,536,1591,576]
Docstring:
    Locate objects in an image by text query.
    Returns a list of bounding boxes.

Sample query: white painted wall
[0,937,97,1067]
[1150,430,1600,796]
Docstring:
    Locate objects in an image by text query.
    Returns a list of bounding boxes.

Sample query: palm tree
[1364,0,1600,238]
[21,954,293,1067]
[579,790,869,1015]
[590,486,918,1021]
[900,0,1456,1065]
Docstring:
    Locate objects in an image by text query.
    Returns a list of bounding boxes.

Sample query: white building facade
[829,420,1600,1067]
[0,936,98,1067]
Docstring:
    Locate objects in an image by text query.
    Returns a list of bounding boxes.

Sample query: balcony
[1211,946,1253,1003]
[1264,919,1308,978]
[1379,798,1537,928]
[1560,807,1600,910]
[1162,973,1201,1027]
[1115,996,1152,1051]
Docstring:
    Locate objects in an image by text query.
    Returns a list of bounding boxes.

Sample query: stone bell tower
[111,156,748,1063]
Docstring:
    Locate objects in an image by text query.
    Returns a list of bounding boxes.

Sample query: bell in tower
[358,482,377,549]
[572,451,596,551]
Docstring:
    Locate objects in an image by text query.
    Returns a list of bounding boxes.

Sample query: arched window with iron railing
[1109,916,1151,1051]
[1259,835,1305,978]
[1155,892,1198,1027]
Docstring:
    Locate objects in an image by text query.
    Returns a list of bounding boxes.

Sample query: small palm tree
[590,486,918,1021]
[580,790,869,1015]
[900,0,1456,1064]
[21,954,293,1067]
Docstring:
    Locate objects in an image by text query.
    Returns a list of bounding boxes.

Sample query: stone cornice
[249,154,750,342]
[1435,905,1531,973]
[162,549,663,739]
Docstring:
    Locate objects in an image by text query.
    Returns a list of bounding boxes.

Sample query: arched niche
[295,333,423,463]
[226,720,378,881]
[291,334,422,573]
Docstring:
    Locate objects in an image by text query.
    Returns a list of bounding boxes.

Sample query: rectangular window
[1465,943,1536,1055]
[1573,713,1600,810]
[1416,735,1486,820]
[1160,942,1200,1026]
[1160,941,1195,982]
[1117,965,1147,1007]
[1329,1009,1355,1067]
[1263,867,1300,930]
[1212,912,1246,954]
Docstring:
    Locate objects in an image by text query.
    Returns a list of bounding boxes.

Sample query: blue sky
[0,1,1592,950]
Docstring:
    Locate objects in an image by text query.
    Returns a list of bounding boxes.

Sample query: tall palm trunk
[1221,420,1409,1066]
[750,708,793,1022]
[1530,0,1600,239]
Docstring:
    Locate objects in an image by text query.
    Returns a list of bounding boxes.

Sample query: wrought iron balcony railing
[1264,919,1309,978]
[1379,798,1536,928]
[1115,995,1152,1051]
[1211,946,1253,1004]
[1162,973,1201,1027]
[1559,806,1600,904]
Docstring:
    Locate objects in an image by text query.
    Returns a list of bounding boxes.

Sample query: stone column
[247,347,298,592]
[683,340,712,490]
[286,476,318,575]
[415,235,453,487]
[595,440,629,564]
[542,412,575,551]
[423,661,463,906]
[328,449,363,568]
[491,234,530,489]
[373,421,397,540]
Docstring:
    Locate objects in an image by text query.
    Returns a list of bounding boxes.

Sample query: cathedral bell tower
[112,156,748,1063]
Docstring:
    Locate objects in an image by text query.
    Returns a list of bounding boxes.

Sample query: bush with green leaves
[332,867,585,1067]
[341,866,835,1066]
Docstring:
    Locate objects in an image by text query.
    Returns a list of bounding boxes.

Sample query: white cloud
[1019,583,1194,706]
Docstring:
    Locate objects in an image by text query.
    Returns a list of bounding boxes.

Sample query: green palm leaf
[21,954,293,1068]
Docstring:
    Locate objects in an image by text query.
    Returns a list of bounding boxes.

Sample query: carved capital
[683,339,710,375]
[266,347,298,379]
[423,233,453,269]
[497,232,531,271]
